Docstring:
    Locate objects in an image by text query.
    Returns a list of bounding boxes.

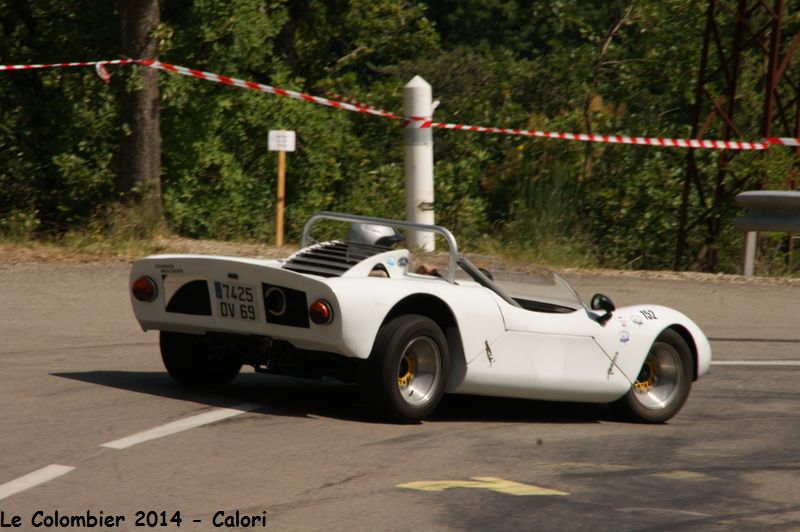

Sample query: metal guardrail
[734,191,800,276]
[734,191,800,232]
[301,211,459,283]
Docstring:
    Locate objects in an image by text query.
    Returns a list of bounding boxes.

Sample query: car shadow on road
[432,394,614,424]
[52,370,620,425]
[52,369,376,422]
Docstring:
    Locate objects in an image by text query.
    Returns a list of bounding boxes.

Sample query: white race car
[130,212,711,423]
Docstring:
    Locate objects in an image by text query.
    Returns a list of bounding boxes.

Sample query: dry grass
[0,236,293,264]
[3,235,799,287]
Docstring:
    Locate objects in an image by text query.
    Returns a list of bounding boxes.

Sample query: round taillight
[309,299,333,325]
[132,276,158,302]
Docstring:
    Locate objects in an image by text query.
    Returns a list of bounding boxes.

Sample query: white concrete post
[404,76,435,251]
[743,231,757,276]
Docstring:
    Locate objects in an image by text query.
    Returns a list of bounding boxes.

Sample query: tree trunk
[117,0,161,215]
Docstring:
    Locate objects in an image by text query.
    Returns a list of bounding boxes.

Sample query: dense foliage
[1,1,798,271]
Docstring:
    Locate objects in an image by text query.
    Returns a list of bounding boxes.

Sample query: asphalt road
[1,261,799,531]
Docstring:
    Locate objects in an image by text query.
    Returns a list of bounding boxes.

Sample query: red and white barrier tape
[141,60,403,121]
[765,137,800,147]
[0,59,403,121]
[0,59,134,83]
[0,58,786,151]
[325,91,395,116]
[423,119,767,150]
[0,59,136,71]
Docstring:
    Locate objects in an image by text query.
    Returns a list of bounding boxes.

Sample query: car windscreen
[510,267,586,311]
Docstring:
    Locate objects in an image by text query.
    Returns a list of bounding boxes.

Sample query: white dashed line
[617,507,711,518]
[0,464,76,501]
[712,360,800,367]
[100,403,260,449]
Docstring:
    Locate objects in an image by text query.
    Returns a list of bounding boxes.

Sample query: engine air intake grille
[282,240,389,277]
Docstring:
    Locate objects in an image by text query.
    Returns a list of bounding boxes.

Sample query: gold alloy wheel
[634,358,657,392]
[632,342,683,409]
[395,336,442,407]
[398,354,415,388]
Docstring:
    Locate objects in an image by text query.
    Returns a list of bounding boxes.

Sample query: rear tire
[360,315,449,423]
[612,329,693,423]
[160,331,242,388]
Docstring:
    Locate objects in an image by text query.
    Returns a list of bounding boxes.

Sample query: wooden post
[276,150,286,247]
[268,130,295,247]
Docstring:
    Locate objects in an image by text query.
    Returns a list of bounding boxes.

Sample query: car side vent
[282,240,390,277]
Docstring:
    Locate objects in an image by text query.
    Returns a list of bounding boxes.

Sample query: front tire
[612,329,693,423]
[160,331,242,388]
[360,315,449,423]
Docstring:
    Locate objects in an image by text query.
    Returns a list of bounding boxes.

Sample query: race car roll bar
[302,211,459,284]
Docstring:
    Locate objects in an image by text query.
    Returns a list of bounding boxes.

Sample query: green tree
[0,0,118,234]
[117,0,162,216]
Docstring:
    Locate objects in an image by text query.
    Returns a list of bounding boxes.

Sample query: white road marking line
[559,462,633,473]
[100,403,260,449]
[0,464,75,501]
[648,470,712,481]
[712,360,800,367]
[617,507,711,518]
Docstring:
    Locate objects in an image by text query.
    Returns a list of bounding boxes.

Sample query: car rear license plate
[214,281,258,321]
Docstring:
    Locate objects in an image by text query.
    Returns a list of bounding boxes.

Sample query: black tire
[360,315,449,423]
[160,331,242,388]
[612,329,693,423]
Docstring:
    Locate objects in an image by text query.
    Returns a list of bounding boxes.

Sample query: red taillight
[132,276,158,302]
[309,299,333,325]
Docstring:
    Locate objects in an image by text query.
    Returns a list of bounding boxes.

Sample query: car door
[457,297,631,403]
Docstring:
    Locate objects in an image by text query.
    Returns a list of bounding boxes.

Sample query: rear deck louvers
[282,240,389,277]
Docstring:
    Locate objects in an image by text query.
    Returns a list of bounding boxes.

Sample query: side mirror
[591,293,615,324]
[591,293,615,312]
